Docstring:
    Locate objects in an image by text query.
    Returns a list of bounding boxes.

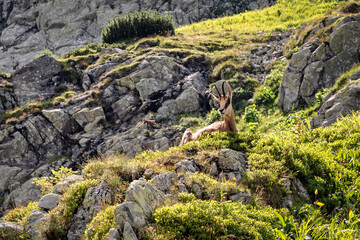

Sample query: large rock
[4,178,41,208]
[150,172,177,193]
[52,174,84,194]
[217,149,247,182]
[278,14,360,112]
[0,165,21,191]
[37,193,60,210]
[0,221,23,240]
[311,83,360,128]
[67,183,112,240]
[10,55,64,106]
[125,180,165,218]
[114,202,146,230]
[25,209,50,240]
[0,0,275,73]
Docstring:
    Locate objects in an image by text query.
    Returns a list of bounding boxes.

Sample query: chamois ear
[227,84,232,100]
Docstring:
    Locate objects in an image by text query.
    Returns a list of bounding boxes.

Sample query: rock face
[0,47,209,215]
[311,83,360,128]
[11,55,65,106]
[278,15,360,112]
[0,0,275,73]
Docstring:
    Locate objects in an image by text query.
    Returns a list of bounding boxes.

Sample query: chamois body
[180,81,238,145]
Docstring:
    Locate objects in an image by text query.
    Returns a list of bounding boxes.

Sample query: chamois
[180,81,238,145]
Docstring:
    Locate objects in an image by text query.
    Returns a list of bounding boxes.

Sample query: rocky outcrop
[0,47,210,214]
[11,55,66,106]
[0,0,275,73]
[311,82,360,128]
[216,149,247,183]
[0,221,23,240]
[114,180,165,239]
[278,14,360,112]
[67,183,112,240]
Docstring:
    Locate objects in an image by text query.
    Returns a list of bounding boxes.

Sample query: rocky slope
[0,0,275,73]
[0,1,360,239]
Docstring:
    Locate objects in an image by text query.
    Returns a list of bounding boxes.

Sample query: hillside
[0,0,275,73]
[1,0,360,239]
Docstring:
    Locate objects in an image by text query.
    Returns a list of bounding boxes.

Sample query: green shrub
[254,86,276,106]
[178,193,196,203]
[185,172,243,201]
[0,70,11,79]
[57,179,100,221]
[33,166,78,195]
[84,205,116,240]
[63,43,103,58]
[35,49,59,59]
[152,199,281,239]
[205,108,222,125]
[244,104,259,123]
[101,11,175,44]
[4,202,40,225]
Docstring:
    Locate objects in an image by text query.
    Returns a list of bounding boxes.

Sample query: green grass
[150,197,282,240]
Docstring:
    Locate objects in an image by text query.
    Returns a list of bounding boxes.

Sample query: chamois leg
[180,128,193,146]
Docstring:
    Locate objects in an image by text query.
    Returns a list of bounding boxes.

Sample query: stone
[25,209,50,240]
[72,107,105,127]
[125,180,165,218]
[42,109,81,135]
[150,172,177,193]
[123,221,138,240]
[278,70,303,112]
[295,179,311,203]
[108,228,120,240]
[229,192,252,203]
[191,183,202,199]
[279,15,360,112]
[175,160,198,173]
[0,165,21,191]
[311,84,360,128]
[67,183,112,240]
[11,55,63,105]
[38,193,60,210]
[0,221,23,240]
[282,195,294,208]
[210,161,219,177]
[114,202,146,230]
[111,94,140,119]
[350,71,360,81]
[288,47,312,71]
[53,174,84,194]
[156,87,201,120]
[300,61,323,103]
[217,149,247,172]
[5,178,41,208]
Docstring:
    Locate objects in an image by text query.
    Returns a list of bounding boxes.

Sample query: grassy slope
[3,0,360,239]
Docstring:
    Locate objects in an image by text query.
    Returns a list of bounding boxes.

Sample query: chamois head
[211,81,233,115]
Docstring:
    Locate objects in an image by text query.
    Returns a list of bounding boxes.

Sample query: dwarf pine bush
[101,11,175,44]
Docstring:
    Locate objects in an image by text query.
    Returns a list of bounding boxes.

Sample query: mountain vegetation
[1,0,360,239]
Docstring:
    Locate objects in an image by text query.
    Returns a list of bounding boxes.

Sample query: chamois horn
[214,84,222,98]
[222,81,226,97]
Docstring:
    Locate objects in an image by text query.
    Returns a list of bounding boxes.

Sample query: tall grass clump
[101,11,175,44]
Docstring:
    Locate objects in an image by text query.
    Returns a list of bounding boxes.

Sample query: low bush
[185,172,243,201]
[33,166,78,195]
[4,202,40,225]
[84,205,116,240]
[152,199,281,239]
[101,11,175,44]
